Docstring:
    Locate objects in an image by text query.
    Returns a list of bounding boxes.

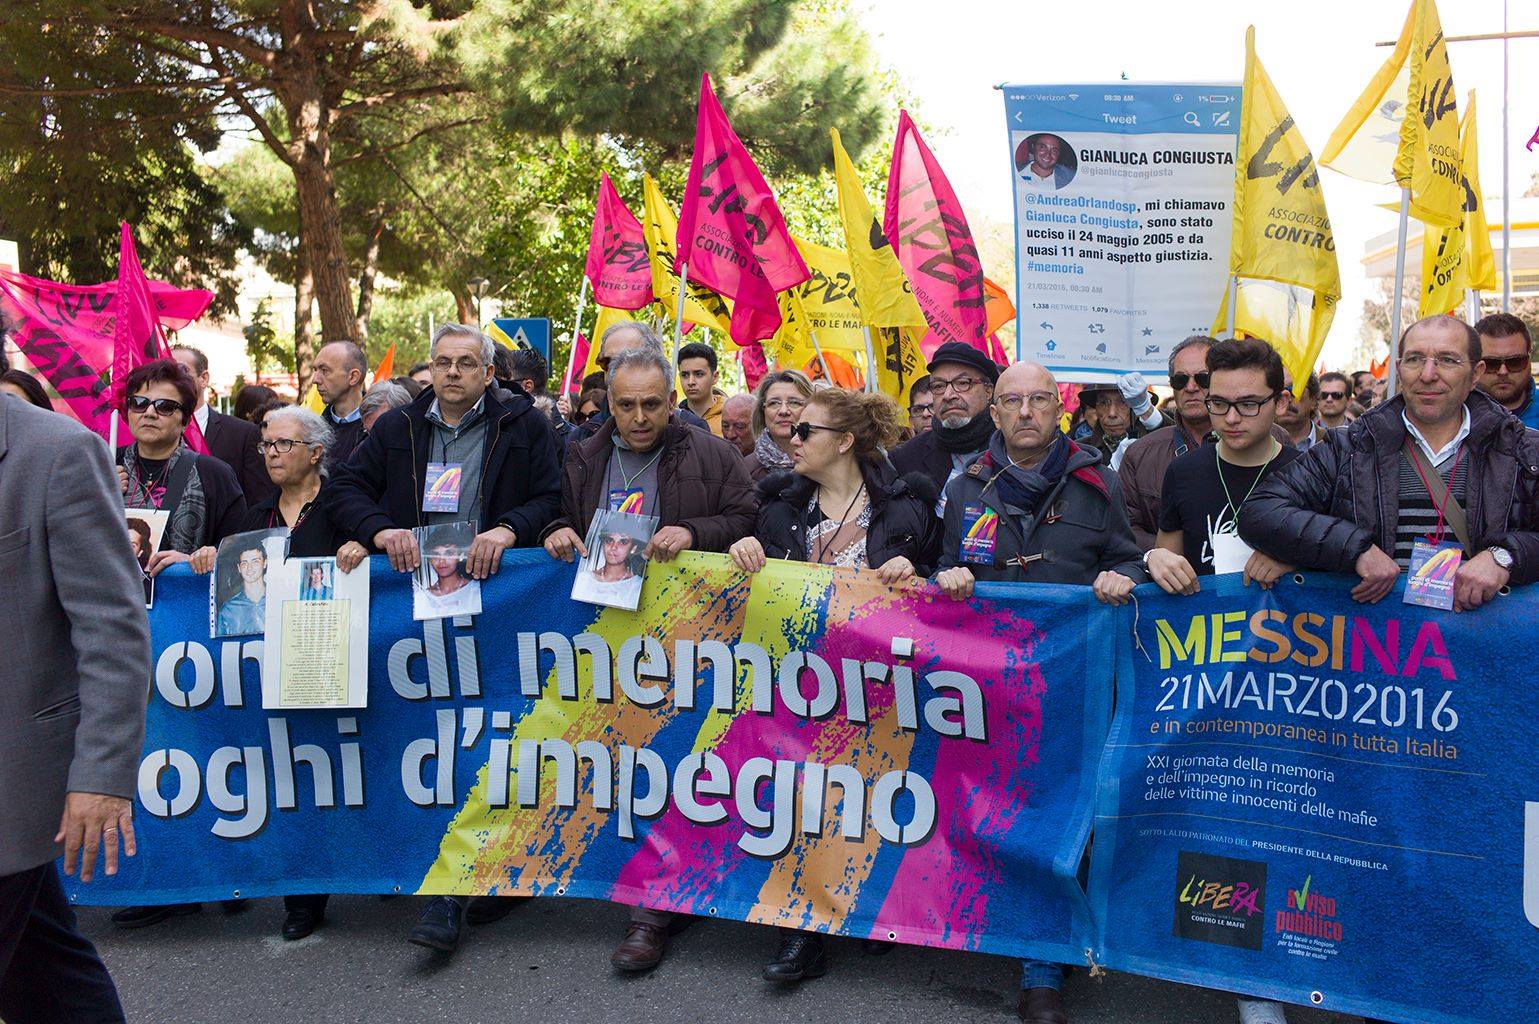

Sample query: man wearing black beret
[890,342,1001,515]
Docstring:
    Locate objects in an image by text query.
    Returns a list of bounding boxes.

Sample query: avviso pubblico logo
[1172,851,1268,950]
[1272,872,1343,960]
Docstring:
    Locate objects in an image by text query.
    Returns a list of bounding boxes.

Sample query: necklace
[813,481,866,564]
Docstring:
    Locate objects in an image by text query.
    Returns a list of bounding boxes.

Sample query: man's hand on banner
[1453,550,1508,612]
[373,528,420,573]
[1243,551,1292,590]
[1351,545,1400,603]
[646,525,694,563]
[543,527,587,563]
[1146,548,1199,595]
[336,542,368,573]
[1093,570,1137,605]
[147,549,190,577]
[730,537,767,573]
[56,791,135,883]
[936,567,975,600]
[468,526,516,579]
[876,556,917,584]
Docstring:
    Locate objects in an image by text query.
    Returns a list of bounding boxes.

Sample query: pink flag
[0,225,213,445]
[584,173,654,310]
[884,110,988,353]
[738,341,769,391]
[676,74,808,346]
[1528,124,1539,151]
[561,331,592,395]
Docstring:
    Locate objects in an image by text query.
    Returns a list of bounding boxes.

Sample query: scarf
[753,429,794,472]
[987,431,1070,516]
[935,408,995,455]
[122,442,207,554]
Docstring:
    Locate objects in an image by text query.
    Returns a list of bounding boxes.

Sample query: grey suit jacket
[0,394,150,875]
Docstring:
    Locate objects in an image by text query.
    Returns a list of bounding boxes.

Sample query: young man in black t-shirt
[1149,337,1300,593]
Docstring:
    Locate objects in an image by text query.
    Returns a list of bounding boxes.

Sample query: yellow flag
[1419,91,1491,314]
[1214,27,1340,392]
[832,129,925,329]
[579,304,633,378]
[766,288,819,370]
[303,383,326,414]
[640,174,733,335]
[773,238,866,356]
[1322,0,1462,227]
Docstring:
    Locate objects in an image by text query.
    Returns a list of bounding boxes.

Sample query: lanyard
[269,499,314,532]
[1407,444,1465,545]
[1215,441,1278,522]
[134,459,172,509]
[616,446,663,489]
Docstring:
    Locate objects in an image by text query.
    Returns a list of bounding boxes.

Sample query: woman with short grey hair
[359,381,413,432]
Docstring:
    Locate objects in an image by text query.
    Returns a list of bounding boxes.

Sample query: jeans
[0,862,126,1023]
[1021,958,1064,991]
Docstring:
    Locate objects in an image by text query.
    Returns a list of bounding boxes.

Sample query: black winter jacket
[324,385,561,549]
[1238,392,1539,585]
[753,462,942,575]
[938,438,1149,586]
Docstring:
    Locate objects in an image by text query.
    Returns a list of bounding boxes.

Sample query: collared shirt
[325,402,362,425]
[193,403,209,434]
[1403,406,1471,468]
[425,394,490,529]
[1293,425,1320,454]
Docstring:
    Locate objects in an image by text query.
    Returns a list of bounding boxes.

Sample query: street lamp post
[467,276,490,329]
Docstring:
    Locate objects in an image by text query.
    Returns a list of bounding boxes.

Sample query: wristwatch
[1490,546,1514,570]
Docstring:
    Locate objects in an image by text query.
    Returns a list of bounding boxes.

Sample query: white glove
[1117,372,1161,428]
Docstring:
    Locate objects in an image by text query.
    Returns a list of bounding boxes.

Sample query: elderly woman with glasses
[742,369,814,482]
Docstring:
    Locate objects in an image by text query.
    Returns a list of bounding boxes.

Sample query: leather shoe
[281,907,322,940]
[466,895,527,925]
[407,896,464,952]
[1018,987,1069,1024]
[110,903,201,929]
[763,931,826,982]
[611,922,669,972]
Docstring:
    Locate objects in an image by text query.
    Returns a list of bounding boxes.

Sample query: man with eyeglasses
[564,322,711,437]
[1276,371,1327,452]
[934,360,1145,1024]
[539,346,755,974]
[1242,314,1539,611]
[1074,376,1163,464]
[1473,313,1539,428]
[1317,372,1353,430]
[1117,335,1218,549]
[890,342,1001,513]
[907,375,934,435]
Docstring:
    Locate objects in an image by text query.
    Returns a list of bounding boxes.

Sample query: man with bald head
[311,340,370,463]
[720,392,756,457]
[1242,314,1539,610]
[935,362,1147,1024]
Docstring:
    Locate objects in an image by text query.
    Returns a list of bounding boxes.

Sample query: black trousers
[0,862,125,1023]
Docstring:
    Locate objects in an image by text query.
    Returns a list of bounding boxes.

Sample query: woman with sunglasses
[742,369,814,482]
[727,387,940,984]
[114,360,247,579]
[186,404,363,941]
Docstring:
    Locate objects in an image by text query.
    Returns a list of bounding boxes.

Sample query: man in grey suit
[0,348,151,1022]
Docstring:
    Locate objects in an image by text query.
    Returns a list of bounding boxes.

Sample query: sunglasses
[127,396,185,416]
[1168,371,1211,391]
[792,422,844,442]
[1482,354,1531,374]
[1319,390,1347,401]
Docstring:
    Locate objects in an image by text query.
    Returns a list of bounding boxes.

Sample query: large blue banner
[1090,573,1539,1024]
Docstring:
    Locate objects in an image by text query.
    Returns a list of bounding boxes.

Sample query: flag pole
[1225,275,1239,337]
[672,263,689,369]
[561,277,590,396]
[1468,289,1481,324]
[1387,187,1411,400]
[809,331,834,384]
[1502,0,1512,309]
[109,409,119,454]
[862,327,877,394]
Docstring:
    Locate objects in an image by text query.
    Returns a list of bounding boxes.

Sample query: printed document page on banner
[1003,84,1240,381]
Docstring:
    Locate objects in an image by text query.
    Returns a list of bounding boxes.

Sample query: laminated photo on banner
[124,508,167,608]
[260,535,369,709]
[571,509,657,610]
[411,520,481,621]
[208,528,284,638]
[1000,84,1240,380]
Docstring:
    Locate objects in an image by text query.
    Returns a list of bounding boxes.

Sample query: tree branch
[124,17,281,70]
[334,116,487,165]
[0,78,237,97]
[334,81,470,119]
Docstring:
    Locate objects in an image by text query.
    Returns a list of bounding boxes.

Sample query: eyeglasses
[1168,371,1211,391]
[764,397,807,413]
[257,439,322,455]
[1399,353,1468,372]
[995,391,1058,413]
[431,356,485,374]
[1481,354,1531,374]
[127,396,185,416]
[1204,393,1278,418]
[930,375,985,395]
[601,535,635,546]
[792,422,844,442]
[909,402,934,415]
[1319,390,1347,401]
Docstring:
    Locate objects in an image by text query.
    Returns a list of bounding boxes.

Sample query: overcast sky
[857,0,1536,367]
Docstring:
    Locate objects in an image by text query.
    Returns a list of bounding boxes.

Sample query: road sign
[489,317,551,361]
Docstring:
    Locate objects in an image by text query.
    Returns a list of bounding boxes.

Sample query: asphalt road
[78,896,1367,1024]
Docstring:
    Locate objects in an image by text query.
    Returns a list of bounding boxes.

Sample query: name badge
[609,488,646,514]
[959,504,999,563]
[423,462,464,513]
[1404,540,1461,610]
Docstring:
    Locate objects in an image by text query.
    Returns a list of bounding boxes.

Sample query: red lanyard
[1407,443,1464,545]
[269,500,313,531]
